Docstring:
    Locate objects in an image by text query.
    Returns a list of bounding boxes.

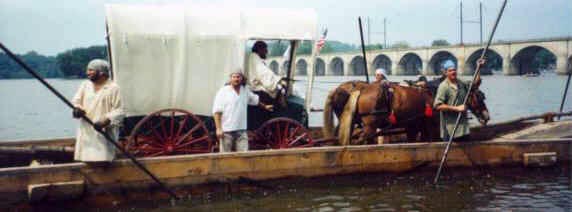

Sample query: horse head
[467,88,490,125]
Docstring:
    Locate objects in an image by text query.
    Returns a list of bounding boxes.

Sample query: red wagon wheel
[127,108,213,157]
[251,118,314,150]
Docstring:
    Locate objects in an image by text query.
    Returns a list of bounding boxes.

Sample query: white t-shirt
[212,85,259,132]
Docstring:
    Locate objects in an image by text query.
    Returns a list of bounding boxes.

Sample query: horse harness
[358,82,434,126]
[357,82,396,124]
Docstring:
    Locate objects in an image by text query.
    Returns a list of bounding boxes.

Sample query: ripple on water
[313,195,344,202]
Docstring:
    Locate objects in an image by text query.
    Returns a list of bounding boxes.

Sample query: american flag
[315,28,328,54]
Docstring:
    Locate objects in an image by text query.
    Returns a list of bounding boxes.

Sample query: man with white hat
[374,68,389,83]
[71,59,124,163]
[375,68,387,82]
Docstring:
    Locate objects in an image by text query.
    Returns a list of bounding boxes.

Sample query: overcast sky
[1,0,571,56]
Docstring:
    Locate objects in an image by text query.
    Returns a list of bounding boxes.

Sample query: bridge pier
[344,62,351,76]
[421,60,433,75]
[502,56,518,75]
[457,56,469,75]
[556,56,571,75]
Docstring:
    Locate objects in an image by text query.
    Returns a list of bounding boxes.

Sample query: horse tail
[338,90,360,146]
[322,90,336,139]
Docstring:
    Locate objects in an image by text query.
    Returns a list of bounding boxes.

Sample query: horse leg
[405,123,420,142]
[358,124,377,145]
[419,118,431,142]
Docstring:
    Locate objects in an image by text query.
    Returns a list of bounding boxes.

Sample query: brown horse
[323,79,490,145]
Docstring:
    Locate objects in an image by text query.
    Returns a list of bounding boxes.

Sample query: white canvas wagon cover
[105,4,317,116]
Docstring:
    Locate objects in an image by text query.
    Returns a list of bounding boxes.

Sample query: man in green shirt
[434,61,482,141]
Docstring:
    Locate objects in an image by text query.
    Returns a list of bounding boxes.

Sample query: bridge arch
[372,54,392,75]
[427,51,457,75]
[328,57,344,76]
[269,60,279,74]
[315,58,326,76]
[510,45,556,75]
[349,56,366,76]
[296,59,307,76]
[397,53,422,75]
[465,49,502,75]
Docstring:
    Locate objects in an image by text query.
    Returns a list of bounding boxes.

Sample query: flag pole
[304,28,327,115]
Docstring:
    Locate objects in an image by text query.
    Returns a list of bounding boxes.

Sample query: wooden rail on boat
[0,137,571,203]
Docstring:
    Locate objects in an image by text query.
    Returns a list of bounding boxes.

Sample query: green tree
[365,43,384,51]
[0,51,61,79]
[320,41,357,53]
[56,45,107,78]
[390,41,410,49]
[431,39,450,46]
[267,41,289,57]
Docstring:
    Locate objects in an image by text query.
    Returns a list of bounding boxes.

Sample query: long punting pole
[285,40,297,97]
[358,17,370,83]
[434,0,508,184]
[0,42,180,200]
[559,73,571,120]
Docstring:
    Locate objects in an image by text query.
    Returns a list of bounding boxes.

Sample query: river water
[17,166,572,211]
[1,73,571,141]
[1,74,572,211]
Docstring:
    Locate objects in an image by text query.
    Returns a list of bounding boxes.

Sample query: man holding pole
[72,59,124,162]
[434,60,483,142]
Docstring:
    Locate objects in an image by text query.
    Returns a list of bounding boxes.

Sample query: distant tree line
[0,45,107,79]
[0,51,61,79]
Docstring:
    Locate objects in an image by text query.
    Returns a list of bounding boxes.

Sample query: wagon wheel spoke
[282,122,290,147]
[174,115,189,141]
[170,111,176,140]
[138,144,164,152]
[176,135,210,149]
[134,135,164,148]
[175,123,202,146]
[146,119,165,143]
[157,114,169,142]
[288,132,309,147]
[148,150,168,157]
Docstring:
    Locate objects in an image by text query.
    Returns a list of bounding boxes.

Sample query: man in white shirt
[72,59,124,163]
[247,41,287,98]
[213,71,274,152]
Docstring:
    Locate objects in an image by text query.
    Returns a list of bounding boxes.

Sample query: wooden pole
[559,73,571,120]
[358,17,370,83]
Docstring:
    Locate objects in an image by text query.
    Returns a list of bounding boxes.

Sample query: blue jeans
[220,130,248,152]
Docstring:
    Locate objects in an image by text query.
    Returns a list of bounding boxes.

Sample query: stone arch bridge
[268,37,572,76]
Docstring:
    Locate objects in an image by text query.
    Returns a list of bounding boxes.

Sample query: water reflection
[134,166,570,211]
